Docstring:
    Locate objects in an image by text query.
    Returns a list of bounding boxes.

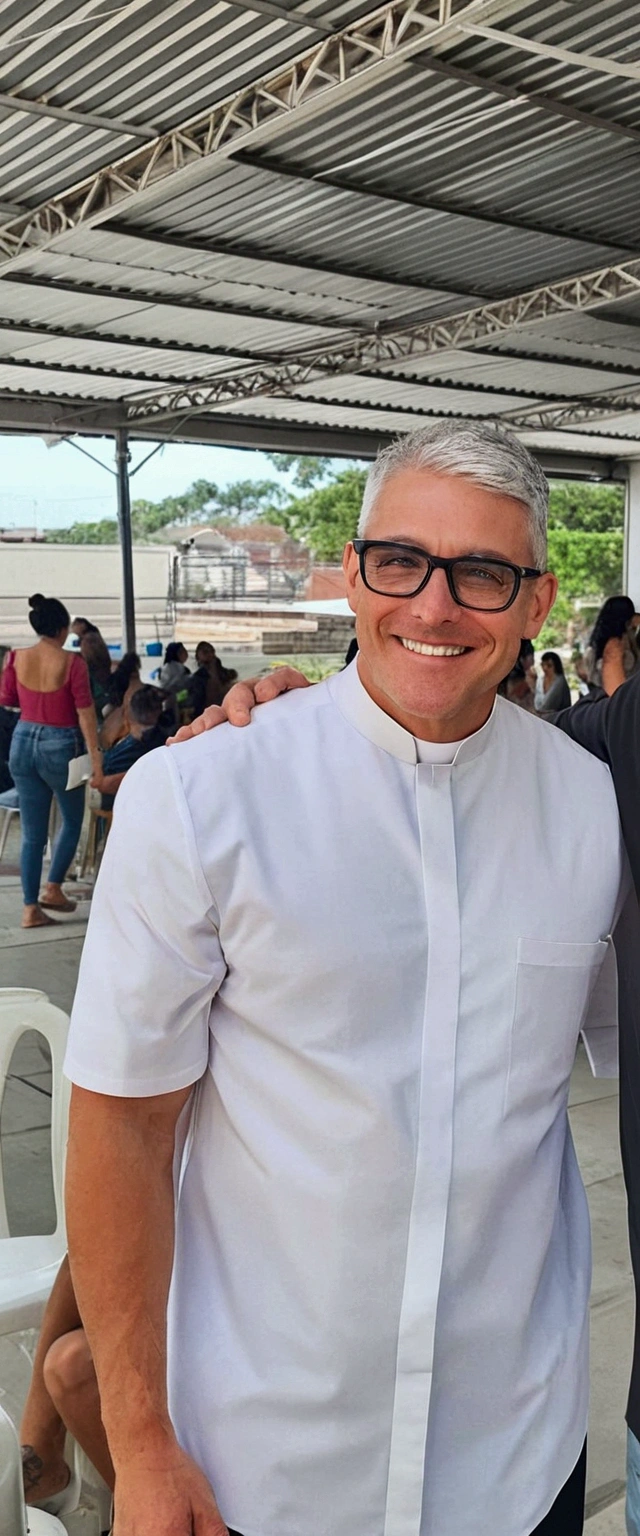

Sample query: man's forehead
[368,466,523,510]
[365,469,534,553]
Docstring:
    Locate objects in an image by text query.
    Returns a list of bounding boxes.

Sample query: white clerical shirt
[65,661,625,1536]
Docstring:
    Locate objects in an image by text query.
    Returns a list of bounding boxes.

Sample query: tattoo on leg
[21,1445,45,1490]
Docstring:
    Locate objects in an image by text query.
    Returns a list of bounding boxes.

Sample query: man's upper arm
[553,694,612,761]
[65,747,227,1097]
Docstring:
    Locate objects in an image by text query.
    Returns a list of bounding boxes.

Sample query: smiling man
[64,421,625,1536]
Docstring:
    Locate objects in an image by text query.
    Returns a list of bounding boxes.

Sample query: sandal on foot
[39,892,77,912]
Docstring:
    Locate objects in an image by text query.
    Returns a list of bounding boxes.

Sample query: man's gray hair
[357,419,549,568]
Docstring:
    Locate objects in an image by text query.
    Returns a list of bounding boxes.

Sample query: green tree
[265,453,335,489]
[548,481,624,533]
[211,479,284,521]
[546,527,624,599]
[47,519,119,543]
[537,481,625,647]
[267,466,368,561]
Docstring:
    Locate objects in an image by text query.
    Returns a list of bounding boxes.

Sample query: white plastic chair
[0,989,70,1333]
[0,794,19,863]
[0,1402,66,1535]
[0,992,112,1531]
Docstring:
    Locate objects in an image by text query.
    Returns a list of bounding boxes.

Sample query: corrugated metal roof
[112,155,630,298]
[1,0,640,456]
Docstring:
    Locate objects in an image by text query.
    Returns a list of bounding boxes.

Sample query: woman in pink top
[0,594,101,928]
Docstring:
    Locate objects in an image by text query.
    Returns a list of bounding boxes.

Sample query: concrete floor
[0,807,634,1531]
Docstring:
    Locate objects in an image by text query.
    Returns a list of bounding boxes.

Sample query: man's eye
[462,564,507,586]
[377,554,421,570]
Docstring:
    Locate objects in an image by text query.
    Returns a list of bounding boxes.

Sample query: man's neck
[356,657,495,744]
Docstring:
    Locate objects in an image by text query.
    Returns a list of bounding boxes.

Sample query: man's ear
[343,542,359,615]
[522,572,558,640]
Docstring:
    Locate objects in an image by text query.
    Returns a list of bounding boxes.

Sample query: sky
[0,434,282,531]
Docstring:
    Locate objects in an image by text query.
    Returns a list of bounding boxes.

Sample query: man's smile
[399,638,470,657]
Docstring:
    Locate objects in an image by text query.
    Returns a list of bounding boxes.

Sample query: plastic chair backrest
[0,990,70,1242]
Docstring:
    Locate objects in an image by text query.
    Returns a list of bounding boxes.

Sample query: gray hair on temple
[357,418,549,569]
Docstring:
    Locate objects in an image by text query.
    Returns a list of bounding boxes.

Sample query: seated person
[92,686,167,810]
[184,641,238,719]
[99,652,142,749]
[159,641,190,692]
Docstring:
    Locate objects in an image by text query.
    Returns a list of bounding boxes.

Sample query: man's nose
[406,566,462,625]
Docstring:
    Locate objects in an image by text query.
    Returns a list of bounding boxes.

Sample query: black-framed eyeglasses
[352,540,543,613]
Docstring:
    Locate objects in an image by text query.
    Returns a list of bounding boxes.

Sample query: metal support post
[115,427,136,654]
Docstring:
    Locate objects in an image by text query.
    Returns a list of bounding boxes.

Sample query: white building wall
[0,542,175,646]
[625,462,640,608]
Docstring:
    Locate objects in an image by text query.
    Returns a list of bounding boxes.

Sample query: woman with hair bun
[0,594,101,927]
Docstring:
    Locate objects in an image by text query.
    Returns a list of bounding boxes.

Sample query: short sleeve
[65,747,227,1096]
[0,651,18,708]
[69,653,93,711]
[101,736,142,776]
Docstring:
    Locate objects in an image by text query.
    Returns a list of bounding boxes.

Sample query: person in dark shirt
[91,686,167,810]
[552,648,640,1534]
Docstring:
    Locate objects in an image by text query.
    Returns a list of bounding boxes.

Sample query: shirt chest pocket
[504,937,609,1117]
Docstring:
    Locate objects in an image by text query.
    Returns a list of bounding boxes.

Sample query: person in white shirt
[64,419,625,1536]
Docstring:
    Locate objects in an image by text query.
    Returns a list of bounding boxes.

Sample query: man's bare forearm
[65,1084,192,1469]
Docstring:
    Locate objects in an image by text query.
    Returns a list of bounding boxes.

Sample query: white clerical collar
[328,658,497,766]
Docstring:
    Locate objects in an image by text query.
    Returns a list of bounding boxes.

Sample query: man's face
[343,467,557,742]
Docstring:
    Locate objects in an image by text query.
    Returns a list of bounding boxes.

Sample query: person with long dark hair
[534,652,571,713]
[100,652,142,751]
[159,641,190,693]
[0,595,101,928]
[584,595,640,694]
[80,630,113,719]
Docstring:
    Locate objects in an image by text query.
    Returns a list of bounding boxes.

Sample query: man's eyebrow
[371,536,523,562]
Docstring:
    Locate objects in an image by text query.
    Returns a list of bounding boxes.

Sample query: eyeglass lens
[362,546,518,610]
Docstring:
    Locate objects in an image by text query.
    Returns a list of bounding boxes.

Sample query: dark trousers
[227,1443,587,1536]
[530,1441,587,1535]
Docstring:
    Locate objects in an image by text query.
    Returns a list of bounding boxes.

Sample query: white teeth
[400,638,467,656]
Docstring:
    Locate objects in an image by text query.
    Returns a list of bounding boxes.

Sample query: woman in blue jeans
[0,594,101,928]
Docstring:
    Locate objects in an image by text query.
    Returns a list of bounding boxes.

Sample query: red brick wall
[305,566,348,600]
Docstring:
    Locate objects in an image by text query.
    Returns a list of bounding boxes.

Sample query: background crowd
[0,594,237,928]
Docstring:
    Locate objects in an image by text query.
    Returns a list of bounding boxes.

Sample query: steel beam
[225,0,337,37]
[115,428,136,654]
[460,23,640,83]
[407,49,640,147]
[0,91,156,140]
[0,0,532,264]
[0,390,637,468]
[500,394,640,434]
[2,325,636,421]
[4,269,383,337]
[124,256,640,424]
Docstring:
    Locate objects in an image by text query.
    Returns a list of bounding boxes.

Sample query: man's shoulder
[173,675,336,773]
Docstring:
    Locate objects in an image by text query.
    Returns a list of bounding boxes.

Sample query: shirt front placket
[384,760,461,1536]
